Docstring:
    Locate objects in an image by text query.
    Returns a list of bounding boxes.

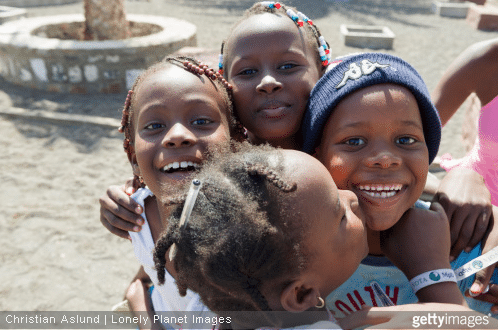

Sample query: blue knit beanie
[301,52,441,164]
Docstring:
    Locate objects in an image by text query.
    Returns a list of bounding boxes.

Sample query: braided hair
[118,56,245,188]
[219,2,332,77]
[153,143,309,317]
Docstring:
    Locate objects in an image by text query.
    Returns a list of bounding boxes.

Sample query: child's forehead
[138,66,213,95]
[227,13,303,48]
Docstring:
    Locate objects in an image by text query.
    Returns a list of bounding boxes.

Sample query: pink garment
[440,95,498,205]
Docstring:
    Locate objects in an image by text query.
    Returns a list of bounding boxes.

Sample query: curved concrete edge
[0,14,197,50]
[0,0,81,7]
[0,14,197,93]
[0,6,27,24]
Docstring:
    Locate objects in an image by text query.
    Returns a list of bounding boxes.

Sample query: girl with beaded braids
[111,55,240,329]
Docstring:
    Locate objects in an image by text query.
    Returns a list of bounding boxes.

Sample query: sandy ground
[1,0,497,312]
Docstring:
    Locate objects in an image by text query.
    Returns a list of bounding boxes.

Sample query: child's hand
[432,167,492,260]
[381,203,466,305]
[464,205,498,311]
[99,179,144,240]
[381,202,451,279]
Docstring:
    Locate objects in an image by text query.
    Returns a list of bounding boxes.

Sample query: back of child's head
[301,52,441,164]
[218,2,332,77]
[152,143,310,314]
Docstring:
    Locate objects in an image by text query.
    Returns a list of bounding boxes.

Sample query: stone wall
[0,14,197,93]
[0,6,27,24]
[0,0,80,7]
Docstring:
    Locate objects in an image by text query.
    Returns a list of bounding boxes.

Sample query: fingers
[100,210,132,240]
[450,214,474,259]
[465,283,498,311]
[470,266,495,297]
[99,185,144,238]
[466,211,492,252]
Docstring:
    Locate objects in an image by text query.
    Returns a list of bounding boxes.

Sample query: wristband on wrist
[409,269,457,293]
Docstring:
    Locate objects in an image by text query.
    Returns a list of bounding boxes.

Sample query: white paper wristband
[409,269,457,293]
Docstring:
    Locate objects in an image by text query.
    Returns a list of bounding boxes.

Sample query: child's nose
[365,149,402,169]
[256,74,283,94]
[163,123,196,148]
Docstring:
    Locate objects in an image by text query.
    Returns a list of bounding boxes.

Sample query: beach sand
[1,0,497,311]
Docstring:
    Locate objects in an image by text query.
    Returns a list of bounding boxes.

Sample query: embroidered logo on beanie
[336,60,390,89]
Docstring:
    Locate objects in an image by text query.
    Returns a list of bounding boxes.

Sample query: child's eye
[396,136,417,145]
[279,63,297,70]
[344,138,365,146]
[238,68,257,76]
[192,118,213,126]
[144,123,164,130]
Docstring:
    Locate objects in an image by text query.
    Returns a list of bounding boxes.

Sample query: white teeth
[162,161,200,172]
[364,191,397,198]
[359,184,403,192]
[359,184,402,198]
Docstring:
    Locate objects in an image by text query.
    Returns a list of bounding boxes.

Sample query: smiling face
[131,65,231,201]
[280,151,368,298]
[316,84,429,232]
[225,13,321,149]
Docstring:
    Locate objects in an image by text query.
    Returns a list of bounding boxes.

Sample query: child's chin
[364,212,401,232]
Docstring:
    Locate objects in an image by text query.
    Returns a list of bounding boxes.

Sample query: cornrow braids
[152,143,309,318]
[118,56,246,188]
[219,2,332,78]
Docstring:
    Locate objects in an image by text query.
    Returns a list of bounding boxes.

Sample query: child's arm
[432,167,492,259]
[126,278,163,330]
[381,202,467,305]
[99,180,144,239]
[431,38,498,126]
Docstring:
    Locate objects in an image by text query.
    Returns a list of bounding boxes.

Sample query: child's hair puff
[152,142,308,314]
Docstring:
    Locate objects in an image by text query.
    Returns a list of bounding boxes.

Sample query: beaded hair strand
[118,56,245,189]
[218,2,332,75]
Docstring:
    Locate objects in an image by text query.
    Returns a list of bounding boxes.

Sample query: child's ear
[280,280,321,312]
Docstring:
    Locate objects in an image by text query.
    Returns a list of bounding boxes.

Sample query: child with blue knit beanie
[302,52,498,318]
